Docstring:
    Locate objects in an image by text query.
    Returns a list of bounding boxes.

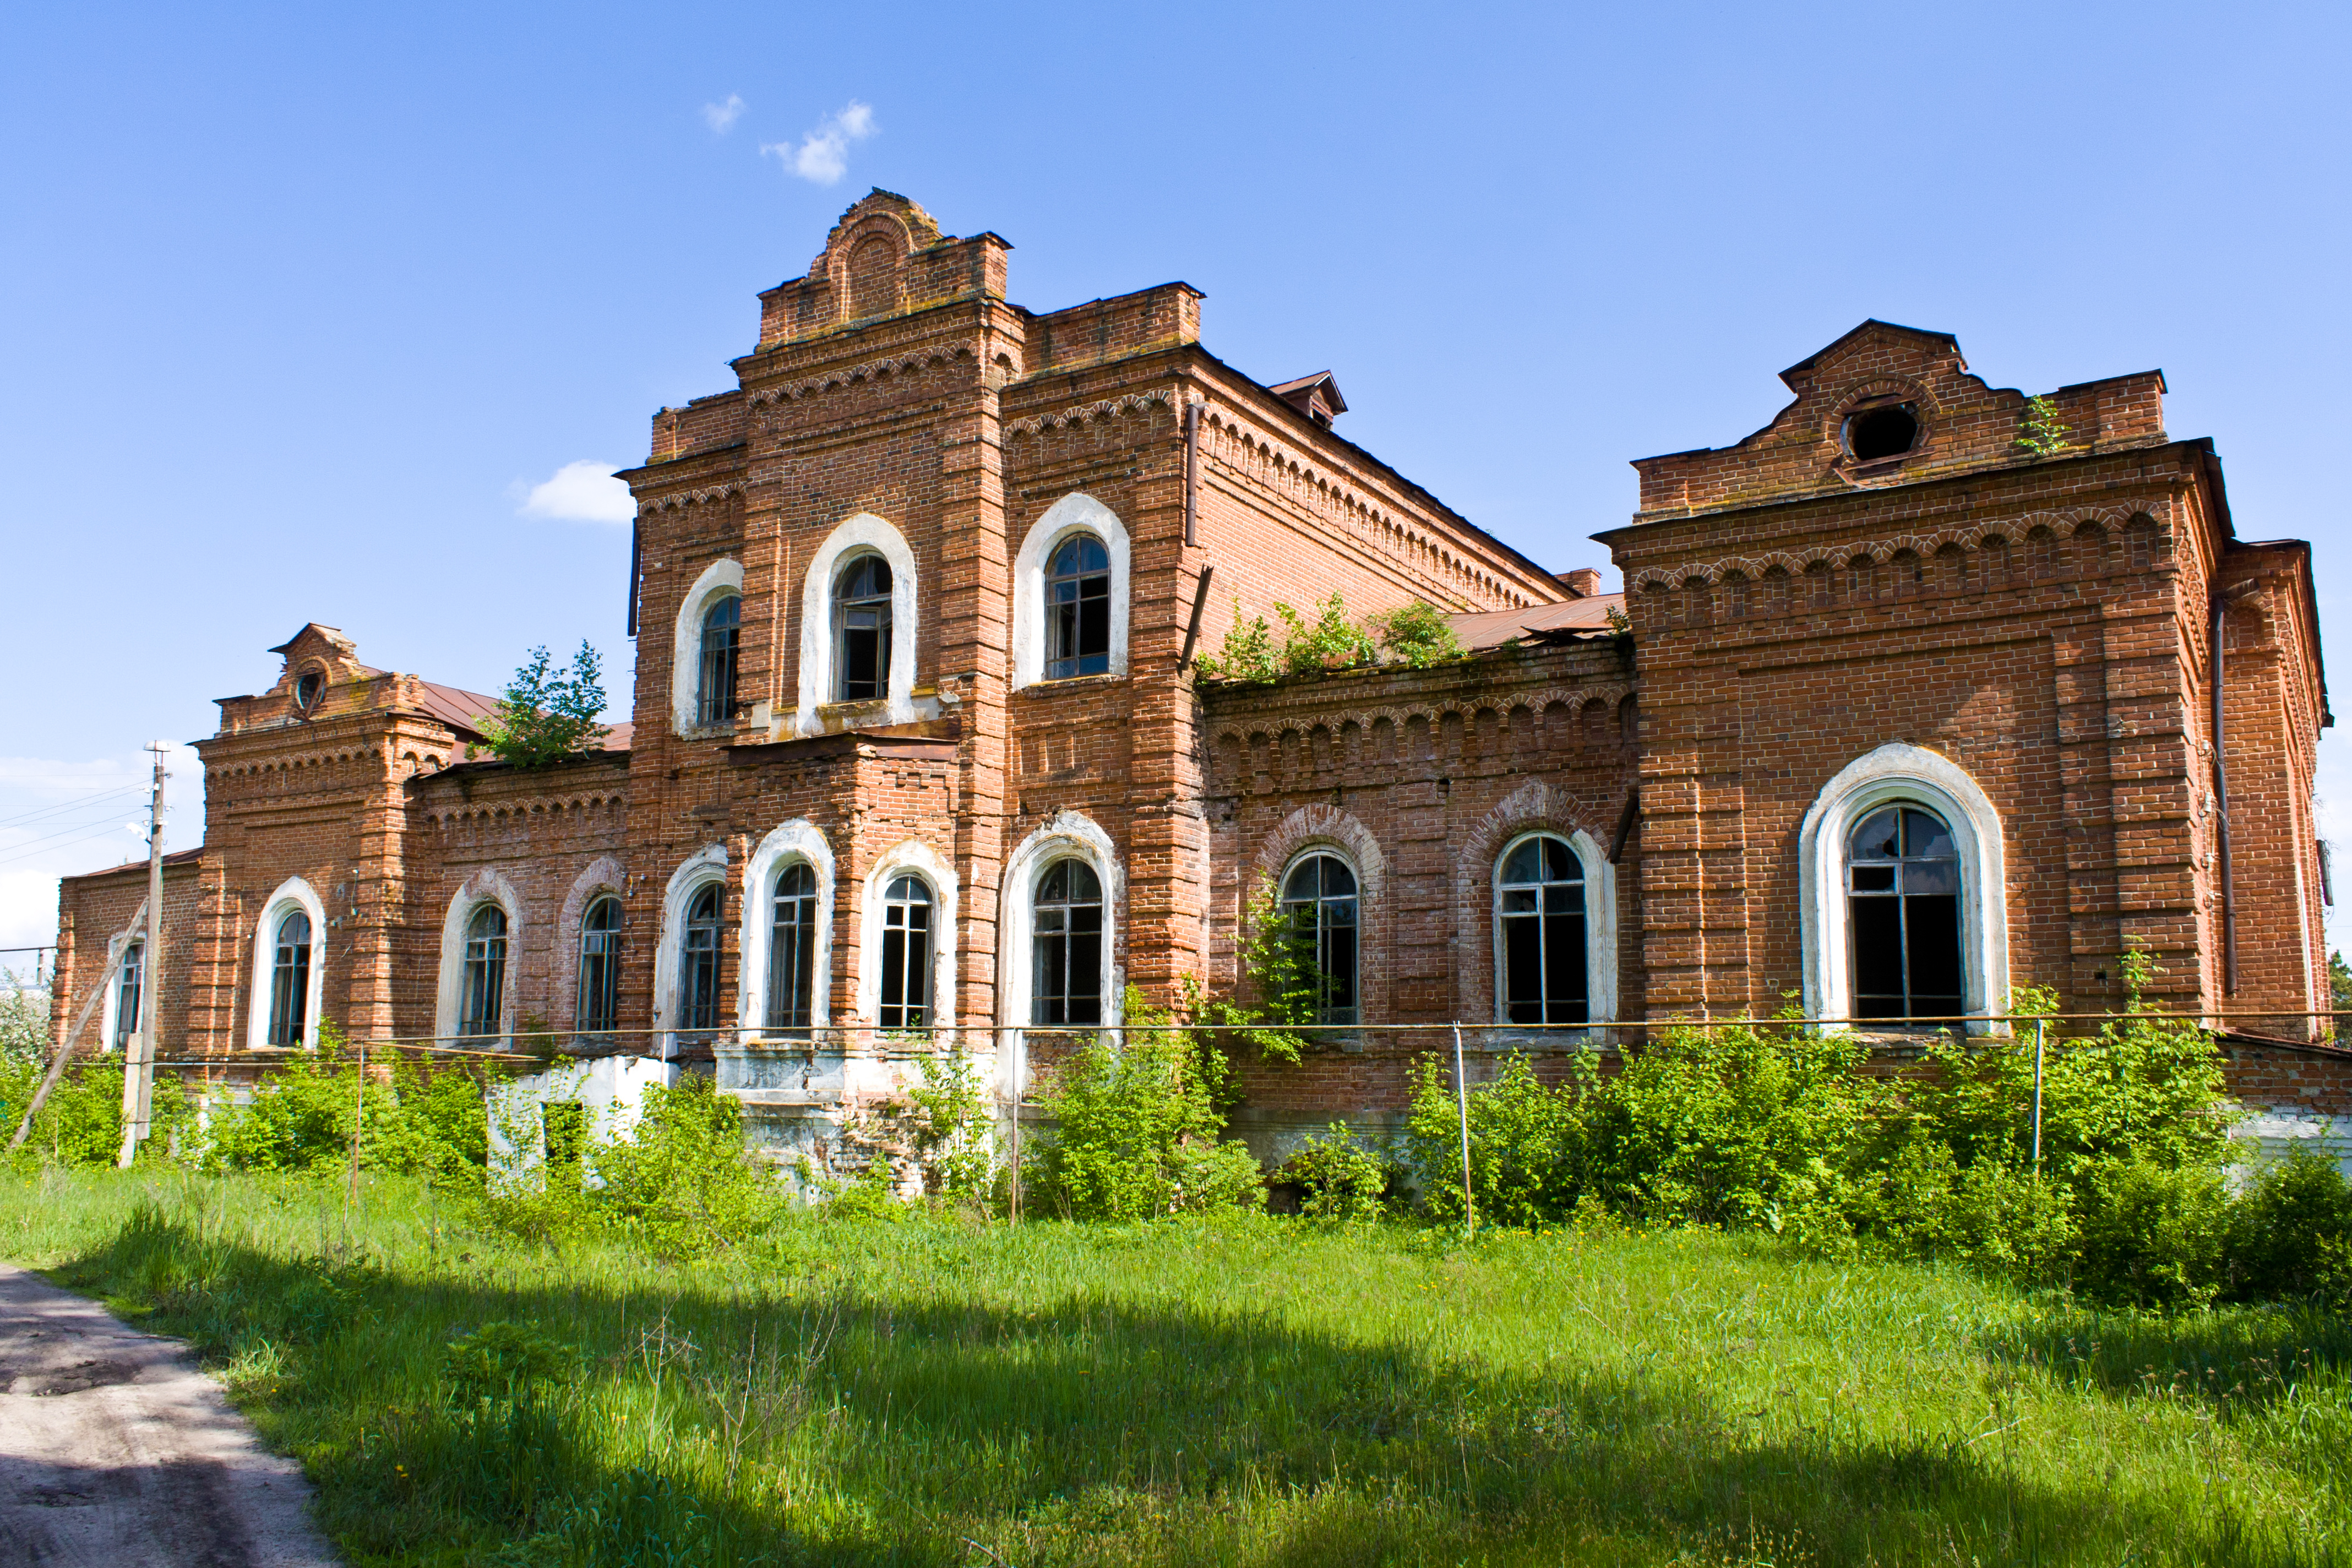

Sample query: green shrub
[443,1320,578,1407]
[2,1057,187,1170]
[1029,990,1263,1220]
[1275,594,1377,677]
[1365,601,1465,668]
[1194,601,1280,684]
[905,1048,996,1202]
[1282,1123,1390,1221]
[590,1072,783,1255]
[2226,1148,2352,1306]
[1404,1051,1585,1227]
[1856,1134,2075,1284]
[2074,1157,2233,1309]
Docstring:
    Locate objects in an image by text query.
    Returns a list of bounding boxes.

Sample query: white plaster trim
[1010,493,1131,692]
[1798,742,2010,1033]
[242,876,328,1051]
[652,844,729,1056]
[855,838,959,1031]
[554,856,627,1031]
[1488,829,1618,1027]
[670,557,745,737]
[100,930,145,1054]
[796,513,918,734]
[738,820,836,1037]
[997,813,1123,1061]
[433,869,524,1044]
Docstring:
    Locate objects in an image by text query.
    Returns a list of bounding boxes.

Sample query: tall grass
[5,1167,2350,1566]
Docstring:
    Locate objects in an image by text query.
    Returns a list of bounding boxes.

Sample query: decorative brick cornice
[745,344,977,409]
[1625,501,2173,592]
[1206,681,1635,750]
[1004,387,1183,438]
[639,483,738,514]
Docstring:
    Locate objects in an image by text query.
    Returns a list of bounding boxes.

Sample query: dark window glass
[696,595,741,728]
[1497,835,1588,1025]
[1044,534,1112,679]
[114,940,143,1051]
[679,884,723,1033]
[879,873,932,1029]
[266,909,312,1046]
[459,905,507,1037]
[1847,805,1964,1020]
[1280,853,1360,1025]
[767,863,820,1033]
[835,554,894,702]
[1032,858,1103,1025]
[293,671,323,711]
[576,896,622,1036]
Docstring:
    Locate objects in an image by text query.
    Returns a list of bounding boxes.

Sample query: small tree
[477,643,611,769]
[2014,394,2069,460]
[1364,601,1465,668]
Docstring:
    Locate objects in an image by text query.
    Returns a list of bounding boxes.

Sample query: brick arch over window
[1249,805,1389,1025]
[1451,780,1619,1025]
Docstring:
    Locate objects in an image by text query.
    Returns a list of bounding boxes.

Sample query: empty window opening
[1497,835,1588,1025]
[1044,535,1112,679]
[878,874,933,1029]
[114,940,144,1051]
[1032,858,1103,1025]
[767,863,820,1034]
[1847,805,1962,1020]
[1845,404,1919,462]
[835,554,894,701]
[696,595,741,728]
[293,670,324,712]
[576,895,622,1036]
[267,910,312,1046]
[459,905,508,1037]
[678,884,723,1035]
[1280,853,1360,1026]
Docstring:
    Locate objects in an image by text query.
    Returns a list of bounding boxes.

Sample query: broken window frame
[575,895,622,1037]
[1031,857,1103,1026]
[266,908,312,1047]
[459,904,508,1038]
[696,594,741,728]
[1043,533,1113,680]
[1844,803,1964,1021]
[1494,832,1589,1026]
[678,882,723,1035]
[878,873,934,1030]
[834,553,894,703]
[113,939,143,1052]
[1280,852,1360,1026]
[767,862,820,1035]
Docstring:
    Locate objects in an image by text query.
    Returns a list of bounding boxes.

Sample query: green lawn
[5,1168,2349,1566]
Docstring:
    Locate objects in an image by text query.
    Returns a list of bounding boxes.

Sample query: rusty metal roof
[1445,592,1624,650]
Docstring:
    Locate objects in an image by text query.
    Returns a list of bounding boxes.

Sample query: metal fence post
[1453,1022,1474,1240]
[2031,1017,2045,1169]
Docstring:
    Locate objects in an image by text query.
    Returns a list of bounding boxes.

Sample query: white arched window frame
[1799,742,2010,1034]
[247,875,329,1050]
[737,820,836,1038]
[671,557,745,736]
[554,856,627,1040]
[653,845,729,1057]
[434,871,522,1044]
[856,839,959,1031]
[102,931,146,1054]
[797,514,918,734]
[1489,828,1619,1028]
[998,812,1123,1033]
[1010,493,1131,691]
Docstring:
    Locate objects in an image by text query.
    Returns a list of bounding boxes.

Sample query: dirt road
[0,1263,337,1566]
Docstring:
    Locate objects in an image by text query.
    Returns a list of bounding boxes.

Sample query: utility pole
[117,743,167,1169]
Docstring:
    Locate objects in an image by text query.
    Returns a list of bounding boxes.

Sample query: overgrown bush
[590,1072,784,1255]
[1405,1052,1584,1227]
[1364,601,1466,668]
[1195,592,1458,684]
[1027,989,1263,1220]
[2075,1158,2234,1309]
[2,1055,188,1170]
[200,1025,491,1187]
[2226,1148,2352,1307]
[1281,1123,1390,1221]
[1853,1132,2076,1284]
[904,1048,997,1202]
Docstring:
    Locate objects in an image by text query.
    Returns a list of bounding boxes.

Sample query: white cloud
[702,94,745,134]
[0,743,205,954]
[517,460,635,525]
[763,100,876,185]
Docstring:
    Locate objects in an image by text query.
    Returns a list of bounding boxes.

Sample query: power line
[0,813,152,861]
[0,823,155,872]
[0,783,145,831]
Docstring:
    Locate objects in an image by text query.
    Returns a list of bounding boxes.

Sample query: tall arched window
[576,896,622,1036]
[1496,835,1588,1025]
[1044,535,1112,679]
[1847,804,1962,1019]
[767,863,820,1034]
[878,874,933,1028]
[459,906,507,1037]
[679,884,723,1033]
[113,940,144,1051]
[1032,858,1102,1025]
[696,594,741,727]
[835,554,893,701]
[266,910,313,1046]
[1280,853,1360,1025]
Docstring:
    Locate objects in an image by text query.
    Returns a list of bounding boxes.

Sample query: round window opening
[1845,404,1920,462]
[293,670,324,711]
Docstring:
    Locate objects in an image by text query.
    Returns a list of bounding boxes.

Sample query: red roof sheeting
[1445,593,1624,650]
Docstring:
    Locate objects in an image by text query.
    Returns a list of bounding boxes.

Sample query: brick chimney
[1556,568,1603,598]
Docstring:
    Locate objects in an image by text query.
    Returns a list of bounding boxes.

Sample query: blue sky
[4,1,2348,970]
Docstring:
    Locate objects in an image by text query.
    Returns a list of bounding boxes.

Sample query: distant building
[51,190,2346,1172]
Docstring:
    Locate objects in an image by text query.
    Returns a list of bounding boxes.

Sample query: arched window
[878,874,933,1028]
[1044,535,1112,679]
[679,884,723,1033]
[696,594,741,727]
[1846,804,1962,1019]
[293,669,323,711]
[113,940,143,1051]
[1496,836,1588,1025]
[458,906,507,1037]
[835,554,893,701]
[767,863,820,1033]
[1280,853,1360,1026]
[266,910,313,1046]
[576,895,622,1035]
[1032,858,1102,1025]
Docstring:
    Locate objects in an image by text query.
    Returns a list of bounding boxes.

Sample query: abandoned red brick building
[50,190,2344,1164]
